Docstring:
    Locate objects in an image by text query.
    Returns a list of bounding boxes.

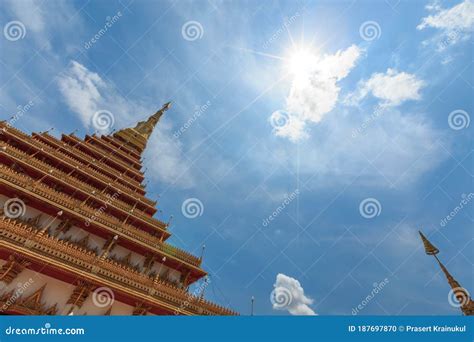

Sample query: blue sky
[0,0,472,315]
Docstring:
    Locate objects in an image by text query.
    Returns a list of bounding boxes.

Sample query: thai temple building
[0,103,237,315]
[419,231,474,315]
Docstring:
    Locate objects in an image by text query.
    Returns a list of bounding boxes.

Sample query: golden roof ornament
[419,230,474,315]
[113,102,172,154]
[419,231,439,255]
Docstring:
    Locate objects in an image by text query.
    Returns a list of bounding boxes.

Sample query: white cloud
[347,69,425,107]
[6,0,45,33]
[417,0,474,31]
[144,124,195,189]
[272,273,316,315]
[5,0,78,50]
[273,45,362,141]
[269,111,308,142]
[57,61,156,130]
[57,61,106,128]
[57,60,194,188]
[425,1,442,12]
[417,0,474,50]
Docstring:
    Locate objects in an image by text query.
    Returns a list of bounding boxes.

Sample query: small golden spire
[113,102,171,154]
[133,102,171,139]
[419,231,439,255]
[419,231,474,315]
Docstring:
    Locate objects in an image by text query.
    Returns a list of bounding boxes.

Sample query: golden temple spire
[419,231,439,255]
[113,102,172,155]
[419,231,474,315]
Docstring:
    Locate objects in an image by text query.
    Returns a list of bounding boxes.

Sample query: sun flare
[287,49,317,79]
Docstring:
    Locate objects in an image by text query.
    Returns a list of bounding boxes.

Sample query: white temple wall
[0,260,139,315]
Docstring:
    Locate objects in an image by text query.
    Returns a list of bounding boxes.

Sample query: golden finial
[419,230,474,315]
[418,231,439,255]
[134,102,171,139]
[112,102,172,154]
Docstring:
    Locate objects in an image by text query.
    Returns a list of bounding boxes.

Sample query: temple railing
[0,165,202,268]
[33,133,143,192]
[0,217,237,316]
[86,135,142,170]
[101,135,142,161]
[0,123,154,206]
[64,134,143,180]
[0,142,167,231]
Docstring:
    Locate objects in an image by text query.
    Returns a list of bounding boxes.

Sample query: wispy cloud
[144,125,196,189]
[346,69,425,107]
[4,0,79,50]
[261,107,448,188]
[1,0,471,316]
[271,273,316,315]
[418,0,474,50]
[57,61,194,188]
[417,0,474,32]
[57,61,108,128]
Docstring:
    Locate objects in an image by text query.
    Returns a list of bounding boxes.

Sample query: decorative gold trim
[1,142,167,232]
[34,132,143,192]
[67,281,93,308]
[0,255,30,284]
[0,123,148,199]
[0,216,237,315]
[113,102,171,154]
[0,166,202,268]
[64,134,143,180]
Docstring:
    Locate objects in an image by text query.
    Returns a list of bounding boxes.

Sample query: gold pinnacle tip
[419,231,440,256]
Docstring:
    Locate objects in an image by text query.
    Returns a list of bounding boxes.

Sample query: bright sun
[287,49,316,78]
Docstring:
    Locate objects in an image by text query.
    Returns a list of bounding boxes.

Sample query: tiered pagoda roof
[0,104,237,315]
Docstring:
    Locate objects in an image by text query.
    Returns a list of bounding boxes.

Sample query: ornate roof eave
[0,169,209,270]
[0,123,149,199]
[0,217,237,315]
[0,142,162,228]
